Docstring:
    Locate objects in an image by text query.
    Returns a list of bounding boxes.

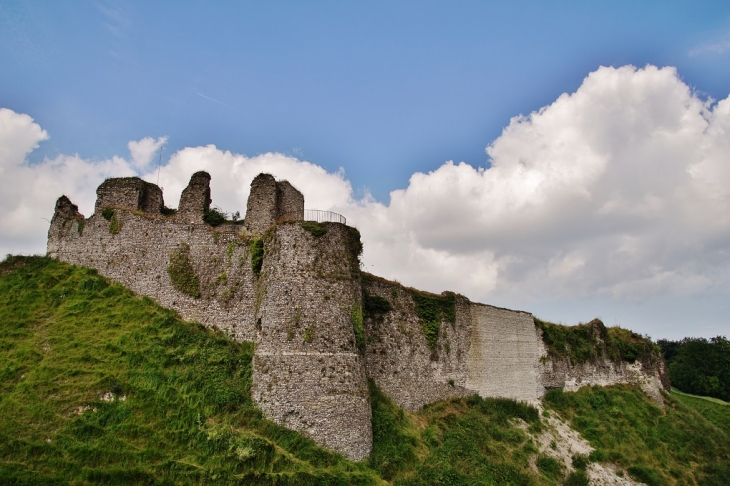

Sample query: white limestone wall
[466,304,544,402]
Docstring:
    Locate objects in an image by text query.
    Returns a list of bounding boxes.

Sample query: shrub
[565,470,589,486]
[363,292,392,318]
[203,207,226,227]
[250,239,264,277]
[160,205,177,215]
[101,207,114,220]
[627,465,662,486]
[536,455,563,481]
[535,317,659,366]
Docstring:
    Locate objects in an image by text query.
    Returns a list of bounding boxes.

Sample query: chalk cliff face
[47,171,669,460]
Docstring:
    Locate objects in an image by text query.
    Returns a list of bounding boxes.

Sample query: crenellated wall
[46,170,669,460]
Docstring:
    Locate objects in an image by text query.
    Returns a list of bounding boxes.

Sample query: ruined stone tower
[245,173,304,234]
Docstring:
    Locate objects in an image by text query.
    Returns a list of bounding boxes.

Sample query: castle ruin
[47,171,668,461]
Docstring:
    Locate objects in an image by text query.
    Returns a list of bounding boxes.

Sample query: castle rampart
[47,170,669,460]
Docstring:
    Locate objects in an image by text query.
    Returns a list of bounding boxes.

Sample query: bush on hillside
[658,336,730,402]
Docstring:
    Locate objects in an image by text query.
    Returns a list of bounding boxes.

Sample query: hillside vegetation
[1,256,729,485]
[658,336,730,402]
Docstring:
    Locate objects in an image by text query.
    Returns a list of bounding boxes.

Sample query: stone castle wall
[466,304,545,402]
[540,351,668,405]
[361,276,473,411]
[360,275,667,410]
[48,177,258,342]
[47,170,669,460]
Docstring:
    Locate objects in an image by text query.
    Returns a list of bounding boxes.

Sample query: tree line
[657,336,730,402]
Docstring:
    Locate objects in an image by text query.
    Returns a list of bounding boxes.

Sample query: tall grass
[2,256,729,485]
[0,256,374,484]
[544,385,730,485]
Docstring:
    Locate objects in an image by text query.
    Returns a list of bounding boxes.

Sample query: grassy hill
[1,256,729,485]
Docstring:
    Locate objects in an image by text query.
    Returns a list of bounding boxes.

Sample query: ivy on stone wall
[101,208,114,221]
[351,305,365,350]
[346,226,363,274]
[167,243,201,298]
[250,238,264,277]
[363,291,392,319]
[410,290,456,349]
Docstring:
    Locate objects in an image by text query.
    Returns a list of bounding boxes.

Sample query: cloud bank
[1,65,729,337]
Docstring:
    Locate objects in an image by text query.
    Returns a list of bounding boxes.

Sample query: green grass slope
[544,386,730,485]
[2,256,729,485]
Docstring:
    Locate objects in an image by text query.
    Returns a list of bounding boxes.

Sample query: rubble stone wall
[252,223,371,461]
[362,276,473,411]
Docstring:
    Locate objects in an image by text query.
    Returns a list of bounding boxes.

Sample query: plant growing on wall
[363,292,392,318]
[410,290,456,349]
[303,325,314,343]
[101,208,122,234]
[167,243,201,298]
[535,318,659,366]
[203,207,227,227]
[346,226,364,274]
[351,305,365,350]
[250,239,264,277]
[109,216,122,235]
[300,221,327,237]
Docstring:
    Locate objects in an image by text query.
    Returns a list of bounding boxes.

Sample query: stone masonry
[47,170,669,460]
[245,173,304,234]
[252,223,371,460]
[95,177,164,216]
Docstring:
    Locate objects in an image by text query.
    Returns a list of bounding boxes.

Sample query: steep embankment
[1,256,728,485]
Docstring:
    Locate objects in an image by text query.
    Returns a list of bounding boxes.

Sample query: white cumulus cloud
[1,64,729,339]
[128,136,168,170]
[360,66,730,308]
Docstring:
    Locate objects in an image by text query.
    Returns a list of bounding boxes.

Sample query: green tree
[659,336,730,401]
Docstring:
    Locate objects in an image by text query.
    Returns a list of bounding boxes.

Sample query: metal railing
[304,209,346,225]
[276,209,346,225]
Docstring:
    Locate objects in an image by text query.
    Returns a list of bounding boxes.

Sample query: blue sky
[4,1,730,199]
[2,1,730,339]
